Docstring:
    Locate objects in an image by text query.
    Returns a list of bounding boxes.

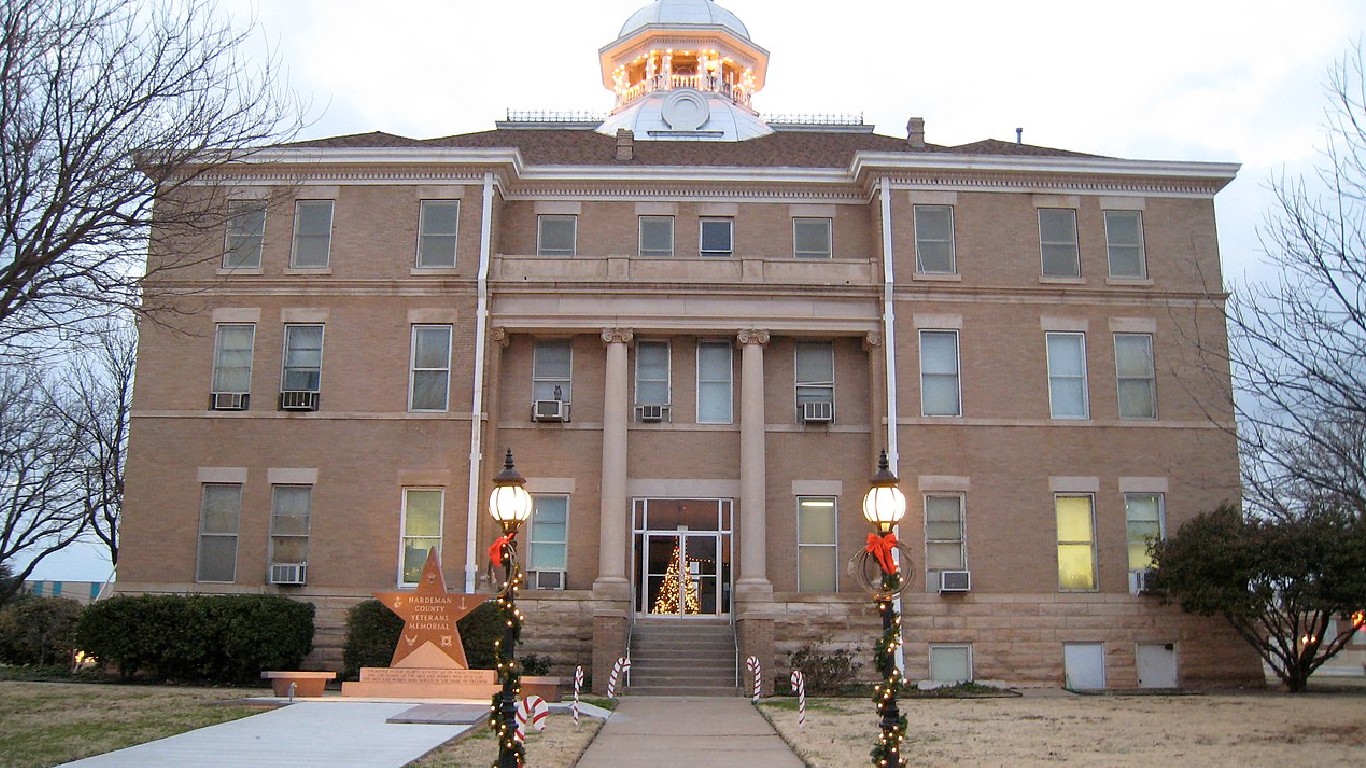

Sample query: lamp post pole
[861,450,908,768]
[488,449,533,768]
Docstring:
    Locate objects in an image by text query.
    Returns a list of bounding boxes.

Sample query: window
[794,341,834,413]
[270,485,311,567]
[914,205,956,274]
[1104,210,1146,278]
[281,325,323,393]
[290,200,333,269]
[533,340,573,402]
[197,484,241,582]
[925,495,965,589]
[212,324,255,400]
[929,645,973,685]
[1056,495,1097,591]
[700,218,733,257]
[537,215,577,256]
[793,217,832,259]
[635,341,670,406]
[1046,332,1089,419]
[400,489,442,585]
[527,495,568,586]
[696,341,733,423]
[417,200,459,268]
[1114,333,1156,419]
[409,325,452,411]
[797,496,837,592]
[639,215,674,257]
[1039,209,1080,277]
[224,201,266,269]
[1125,493,1165,571]
[919,330,961,417]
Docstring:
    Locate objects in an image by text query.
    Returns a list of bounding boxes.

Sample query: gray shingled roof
[283,128,1100,167]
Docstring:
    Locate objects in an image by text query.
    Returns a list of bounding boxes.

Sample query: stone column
[592,328,632,693]
[736,329,771,593]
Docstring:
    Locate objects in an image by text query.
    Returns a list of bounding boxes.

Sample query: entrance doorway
[633,498,732,616]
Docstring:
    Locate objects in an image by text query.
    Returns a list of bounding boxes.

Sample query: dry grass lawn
[407,714,603,768]
[759,691,1366,767]
[0,681,270,768]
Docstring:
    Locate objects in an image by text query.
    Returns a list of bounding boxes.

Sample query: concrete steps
[627,618,740,697]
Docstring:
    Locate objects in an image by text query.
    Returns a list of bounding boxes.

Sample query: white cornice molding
[852,152,1240,196]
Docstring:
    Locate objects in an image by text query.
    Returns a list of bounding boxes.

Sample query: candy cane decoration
[606,656,630,698]
[746,656,762,702]
[515,695,549,736]
[572,665,584,727]
[790,670,806,730]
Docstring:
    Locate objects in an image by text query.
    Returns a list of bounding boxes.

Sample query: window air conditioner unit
[1132,569,1159,594]
[939,570,972,592]
[270,563,307,585]
[801,400,834,423]
[212,392,248,411]
[635,404,668,423]
[279,391,320,411]
[527,570,565,590]
[532,399,569,422]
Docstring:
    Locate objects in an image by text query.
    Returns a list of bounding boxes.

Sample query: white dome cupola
[597,0,772,141]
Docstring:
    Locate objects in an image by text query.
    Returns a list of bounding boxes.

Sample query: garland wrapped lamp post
[487,449,534,768]
[852,450,911,768]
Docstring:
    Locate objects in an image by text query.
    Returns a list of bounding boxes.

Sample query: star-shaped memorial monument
[373,548,487,669]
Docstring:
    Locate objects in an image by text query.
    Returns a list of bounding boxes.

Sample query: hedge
[342,598,549,680]
[76,594,314,683]
[0,595,83,666]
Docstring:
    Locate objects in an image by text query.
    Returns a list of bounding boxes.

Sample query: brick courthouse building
[119,0,1264,692]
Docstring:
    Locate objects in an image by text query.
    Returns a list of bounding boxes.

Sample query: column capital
[602,327,634,345]
[737,329,770,346]
[491,326,510,348]
[863,331,882,351]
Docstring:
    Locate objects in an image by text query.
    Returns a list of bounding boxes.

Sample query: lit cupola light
[597,0,772,141]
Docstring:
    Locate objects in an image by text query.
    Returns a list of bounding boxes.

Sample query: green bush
[343,598,522,679]
[0,595,83,666]
[76,594,314,683]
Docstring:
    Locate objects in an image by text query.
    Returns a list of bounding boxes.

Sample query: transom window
[291,200,334,269]
[417,200,459,268]
[1104,210,1146,278]
[537,215,577,256]
[700,218,733,257]
[793,217,832,259]
[914,205,956,274]
[639,215,674,257]
[1039,208,1080,278]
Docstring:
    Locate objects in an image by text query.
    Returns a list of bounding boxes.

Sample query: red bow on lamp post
[864,532,899,575]
[488,531,517,568]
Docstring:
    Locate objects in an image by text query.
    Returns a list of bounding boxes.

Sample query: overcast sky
[27,0,1366,581]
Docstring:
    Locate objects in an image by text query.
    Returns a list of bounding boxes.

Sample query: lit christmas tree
[651,545,701,614]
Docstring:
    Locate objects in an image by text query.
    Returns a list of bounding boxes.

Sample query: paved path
[55,701,469,768]
[576,697,804,768]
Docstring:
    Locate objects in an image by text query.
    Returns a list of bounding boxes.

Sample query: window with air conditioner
[400,489,442,586]
[527,495,568,590]
[211,324,254,410]
[634,341,670,421]
[532,340,572,421]
[925,494,966,592]
[197,483,241,583]
[795,341,834,422]
[280,324,323,411]
[1125,492,1165,593]
[269,485,311,584]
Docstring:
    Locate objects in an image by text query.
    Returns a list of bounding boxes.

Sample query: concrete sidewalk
[55,701,471,768]
[576,697,804,768]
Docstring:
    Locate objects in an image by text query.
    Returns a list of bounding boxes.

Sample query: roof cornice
[851,152,1240,193]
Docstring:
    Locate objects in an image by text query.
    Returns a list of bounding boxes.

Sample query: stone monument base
[341,667,500,699]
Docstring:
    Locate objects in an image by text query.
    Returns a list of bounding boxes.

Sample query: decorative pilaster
[736,329,771,595]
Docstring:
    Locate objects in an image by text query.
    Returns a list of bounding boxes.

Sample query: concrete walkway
[576,697,804,768]
[55,701,469,768]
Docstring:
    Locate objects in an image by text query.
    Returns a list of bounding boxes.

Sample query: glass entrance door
[633,498,732,616]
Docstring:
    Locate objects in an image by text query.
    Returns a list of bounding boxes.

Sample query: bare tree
[1221,48,1366,521]
[0,0,302,358]
[0,361,88,605]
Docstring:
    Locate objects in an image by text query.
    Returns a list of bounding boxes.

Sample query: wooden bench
[261,670,336,698]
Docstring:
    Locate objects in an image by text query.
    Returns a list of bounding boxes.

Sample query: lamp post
[860,450,908,768]
[488,449,533,768]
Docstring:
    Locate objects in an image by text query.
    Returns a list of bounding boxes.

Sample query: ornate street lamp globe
[862,450,906,534]
[489,449,533,533]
